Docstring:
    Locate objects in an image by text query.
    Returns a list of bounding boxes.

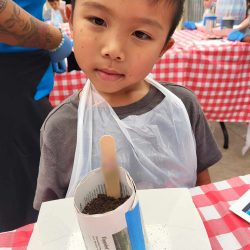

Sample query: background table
[50,26,250,123]
[0,174,250,250]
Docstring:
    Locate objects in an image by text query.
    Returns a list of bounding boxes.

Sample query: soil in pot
[82,194,130,214]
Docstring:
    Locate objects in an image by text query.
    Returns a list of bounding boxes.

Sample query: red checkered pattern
[50,25,250,122]
[190,174,250,250]
[0,224,34,250]
[49,71,85,106]
[1,175,249,250]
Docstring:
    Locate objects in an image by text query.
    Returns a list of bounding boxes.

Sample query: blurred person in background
[43,0,68,27]
[227,0,250,42]
[184,0,247,30]
[215,0,246,25]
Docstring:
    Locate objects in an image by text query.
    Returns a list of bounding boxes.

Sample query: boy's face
[49,0,60,10]
[68,0,174,100]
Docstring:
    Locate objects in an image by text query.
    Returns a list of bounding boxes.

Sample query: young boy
[34,0,222,209]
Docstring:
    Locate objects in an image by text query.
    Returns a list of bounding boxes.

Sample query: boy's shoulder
[42,91,80,134]
[161,82,202,114]
[41,83,201,133]
[162,82,193,94]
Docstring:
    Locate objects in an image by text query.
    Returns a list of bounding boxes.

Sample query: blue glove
[183,21,197,30]
[227,30,246,41]
[50,32,73,63]
[52,60,66,73]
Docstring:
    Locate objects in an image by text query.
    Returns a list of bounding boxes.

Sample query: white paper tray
[28,188,211,250]
[229,189,250,223]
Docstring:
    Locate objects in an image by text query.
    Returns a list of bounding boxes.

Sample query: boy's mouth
[95,69,124,81]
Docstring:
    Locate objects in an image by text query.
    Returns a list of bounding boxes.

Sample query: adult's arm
[0,0,62,50]
[59,7,68,23]
[235,15,250,31]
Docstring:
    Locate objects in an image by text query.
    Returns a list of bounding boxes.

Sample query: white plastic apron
[66,75,197,197]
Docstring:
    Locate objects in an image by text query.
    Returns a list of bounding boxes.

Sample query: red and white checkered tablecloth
[1,174,249,250]
[50,24,250,122]
[190,174,250,250]
[0,223,34,250]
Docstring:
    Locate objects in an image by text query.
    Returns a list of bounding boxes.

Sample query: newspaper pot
[74,167,147,250]
[204,16,217,33]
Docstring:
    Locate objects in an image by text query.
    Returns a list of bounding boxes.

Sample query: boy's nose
[101,40,125,62]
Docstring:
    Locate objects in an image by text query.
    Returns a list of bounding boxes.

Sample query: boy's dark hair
[70,0,185,42]
[48,0,59,2]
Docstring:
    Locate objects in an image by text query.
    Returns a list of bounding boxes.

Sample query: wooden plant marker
[99,135,121,199]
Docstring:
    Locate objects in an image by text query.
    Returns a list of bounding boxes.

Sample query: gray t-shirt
[34,83,222,210]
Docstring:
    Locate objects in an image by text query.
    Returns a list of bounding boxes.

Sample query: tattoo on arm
[0,0,7,14]
[0,2,54,49]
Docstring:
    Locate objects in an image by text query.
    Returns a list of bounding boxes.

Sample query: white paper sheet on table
[230,189,250,223]
[28,188,211,250]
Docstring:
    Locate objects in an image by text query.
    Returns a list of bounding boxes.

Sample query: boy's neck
[100,80,150,108]
[79,80,150,108]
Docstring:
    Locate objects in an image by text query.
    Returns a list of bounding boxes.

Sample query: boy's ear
[159,38,175,57]
[65,4,73,32]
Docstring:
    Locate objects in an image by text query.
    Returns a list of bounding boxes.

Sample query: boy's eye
[133,31,151,40]
[88,16,106,27]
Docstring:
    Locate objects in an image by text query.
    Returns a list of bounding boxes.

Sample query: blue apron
[0,0,54,100]
[0,0,53,232]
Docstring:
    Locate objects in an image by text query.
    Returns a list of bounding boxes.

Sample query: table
[1,174,249,250]
[51,25,250,124]
[190,174,250,250]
